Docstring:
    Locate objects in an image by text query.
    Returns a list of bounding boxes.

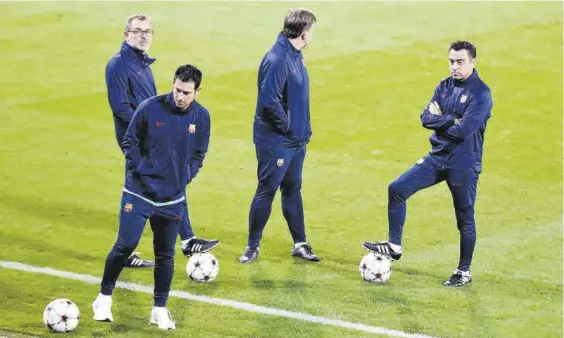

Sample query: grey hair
[281,8,317,39]
[124,14,152,31]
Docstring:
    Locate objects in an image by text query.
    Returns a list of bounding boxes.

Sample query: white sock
[97,293,111,300]
[294,242,307,249]
[388,242,402,252]
[456,270,470,276]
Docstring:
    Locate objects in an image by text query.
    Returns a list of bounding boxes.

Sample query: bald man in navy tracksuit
[364,41,493,287]
[93,65,219,329]
[105,14,157,268]
[239,9,319,264]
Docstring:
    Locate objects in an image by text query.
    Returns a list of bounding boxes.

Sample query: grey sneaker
[443,270,472,287]
[238,247,259,264]
[291,243,320,262]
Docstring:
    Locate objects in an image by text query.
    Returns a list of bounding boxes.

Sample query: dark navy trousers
[248,144,307,248]
[101,192,187,307]
[388,155,480,271]
[122,160,194,241]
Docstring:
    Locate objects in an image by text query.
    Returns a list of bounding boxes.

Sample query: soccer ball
[186,252,219,283]
[43,298,80,333]
[359,253,392,283]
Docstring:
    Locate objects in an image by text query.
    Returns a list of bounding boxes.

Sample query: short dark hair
[450,40,477,59]
[173,64,202,89]
[281,8,317,39]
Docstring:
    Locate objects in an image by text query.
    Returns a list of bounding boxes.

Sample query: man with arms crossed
[364,41,493,287]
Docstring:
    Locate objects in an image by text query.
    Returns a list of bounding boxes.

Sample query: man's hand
[428,101,442,116]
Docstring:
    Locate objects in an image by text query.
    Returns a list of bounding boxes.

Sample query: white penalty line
[0,261,433,338]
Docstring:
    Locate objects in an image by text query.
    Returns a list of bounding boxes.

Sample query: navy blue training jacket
[106,42,157,151]
[420,70,493,172]
[122,93,211,203]
[253,33,312,148]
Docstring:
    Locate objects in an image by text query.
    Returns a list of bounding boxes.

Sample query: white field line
[0,261,435,338]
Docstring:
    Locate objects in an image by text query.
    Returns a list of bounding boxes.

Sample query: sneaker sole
[93,317,113,322]
[444,280,472,287]
[93,314,113,322]
[238,258,257,264]
[149,321,176,330]
[291,253,321,262]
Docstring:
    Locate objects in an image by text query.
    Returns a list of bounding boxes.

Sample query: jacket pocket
[135,158,168,190]
[134,157,150,176]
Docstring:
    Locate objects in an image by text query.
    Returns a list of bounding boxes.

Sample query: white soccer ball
[43,298,80,333]
[186,252,219,283]
[359,253,392,283]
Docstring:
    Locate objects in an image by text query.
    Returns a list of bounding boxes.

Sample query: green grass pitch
[0,1,562,337]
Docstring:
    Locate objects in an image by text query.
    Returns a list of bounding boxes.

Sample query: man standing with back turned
[364,41,493,287]
[239,8,319,264]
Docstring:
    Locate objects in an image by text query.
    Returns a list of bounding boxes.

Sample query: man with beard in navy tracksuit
[364,41,493,287]
[93,65,219,329]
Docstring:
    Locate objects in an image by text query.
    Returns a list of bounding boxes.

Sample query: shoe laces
[449,273,469,283]
[194,238,212,246]
[245,247,257,255]
[183,238,202,250]
[301,244,314,255]
[453,270,470,277]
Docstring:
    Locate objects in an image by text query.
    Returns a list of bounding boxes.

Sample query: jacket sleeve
[259,57,289,133]
[444,90,492,141]
[106,61,135,125]
[420,86,456,130]
[122,104,146,170]
[189,113,210,183]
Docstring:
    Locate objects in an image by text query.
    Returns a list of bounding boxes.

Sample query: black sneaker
[181,238,220,257]
[238,247,259,264]
[443,270,472,287]
[363,241,403,260]
[126,252,154,268]
[291,243,320,262]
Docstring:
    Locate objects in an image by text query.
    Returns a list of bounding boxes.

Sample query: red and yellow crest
[188,124,196,133]
[124,203,133,213]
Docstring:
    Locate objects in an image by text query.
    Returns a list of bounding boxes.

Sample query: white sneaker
[92,293,113,322]
[149,306,176,330]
